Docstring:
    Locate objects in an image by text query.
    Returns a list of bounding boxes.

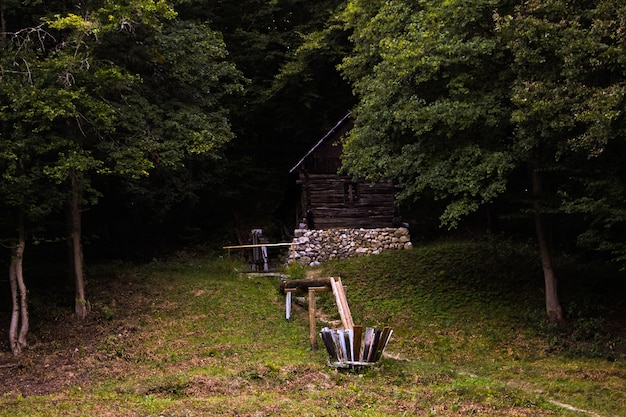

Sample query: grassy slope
[0,240,624,416]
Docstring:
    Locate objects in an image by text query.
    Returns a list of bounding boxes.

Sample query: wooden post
[308,289,318,350]
[285,291,292,320]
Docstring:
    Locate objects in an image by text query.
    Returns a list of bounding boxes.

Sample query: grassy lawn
[0,239,624,416]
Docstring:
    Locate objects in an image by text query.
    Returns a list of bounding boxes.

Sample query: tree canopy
[338,0,626,262]
[332,0,626,322]
[504,0,626,264]
[1,0,245,229]
[339,0,514,227]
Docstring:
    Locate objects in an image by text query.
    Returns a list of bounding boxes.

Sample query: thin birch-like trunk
[9,253,20,355]
[8,219,28,356]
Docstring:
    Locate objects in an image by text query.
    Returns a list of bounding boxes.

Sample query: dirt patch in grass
[0,315,103,396]
[0,272,152,397]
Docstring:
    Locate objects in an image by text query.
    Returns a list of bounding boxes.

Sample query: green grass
[0,240,624,416]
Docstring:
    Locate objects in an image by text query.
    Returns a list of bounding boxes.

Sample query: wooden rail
[223,242,296,268]
[223,242,296,250]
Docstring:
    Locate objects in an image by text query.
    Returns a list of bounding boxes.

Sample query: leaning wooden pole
[330,277,354,330]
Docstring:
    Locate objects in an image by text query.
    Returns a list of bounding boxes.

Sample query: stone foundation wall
[291,227,412,266]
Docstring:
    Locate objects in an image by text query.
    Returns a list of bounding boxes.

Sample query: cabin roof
[289,112,352,174]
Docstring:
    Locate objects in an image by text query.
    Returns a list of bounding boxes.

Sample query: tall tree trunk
[70,171,89,319]
[0,0,7,47]
[8,215,29,356]
[531,166,564,324]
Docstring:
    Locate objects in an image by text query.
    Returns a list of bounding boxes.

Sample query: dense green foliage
[339,0,514,227]
[337,0,626,266]
[5,0,622,263]
[0,1,244,244]
[504,0,626,263]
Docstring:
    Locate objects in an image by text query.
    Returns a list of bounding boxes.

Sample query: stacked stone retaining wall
[291,227,412,266]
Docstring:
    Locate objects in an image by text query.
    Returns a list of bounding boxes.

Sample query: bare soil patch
[0,274,148,397]
[0,314,104,396]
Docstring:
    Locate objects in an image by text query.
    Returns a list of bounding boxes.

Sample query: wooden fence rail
[223,242,296,269]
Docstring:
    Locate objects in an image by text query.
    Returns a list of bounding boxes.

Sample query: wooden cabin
[289,113,398,230]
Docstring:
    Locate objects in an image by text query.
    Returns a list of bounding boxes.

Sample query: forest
[1,0,626,357]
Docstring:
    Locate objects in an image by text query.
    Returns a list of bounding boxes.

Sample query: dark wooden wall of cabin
[299,118,352,175]
[300,173,396,229]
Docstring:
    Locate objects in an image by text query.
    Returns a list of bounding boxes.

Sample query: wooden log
[279,278,332,295]
[344,329,353,362]
[312,215,395,229]
[338,330,348,362]
[330,277,352,330]
[320,326,391,367]
[367,329,382,362]
[331,330,345,362]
